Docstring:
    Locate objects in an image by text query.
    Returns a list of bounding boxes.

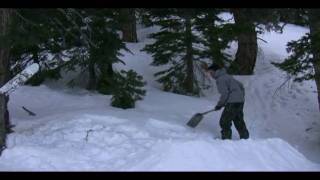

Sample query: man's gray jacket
[213,68,245,107]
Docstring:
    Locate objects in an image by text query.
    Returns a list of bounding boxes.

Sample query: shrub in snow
[111,70,146,109]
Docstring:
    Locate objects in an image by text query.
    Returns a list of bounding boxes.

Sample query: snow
[131,139,319,171]
[0,20,320,171]
[1,86,319,171]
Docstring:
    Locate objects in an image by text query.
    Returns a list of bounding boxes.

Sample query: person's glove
[214,105,223,111]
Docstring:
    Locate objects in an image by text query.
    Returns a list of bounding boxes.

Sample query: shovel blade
[187,113,204,128]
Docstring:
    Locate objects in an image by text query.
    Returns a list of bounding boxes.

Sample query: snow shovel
[187,109,216,128]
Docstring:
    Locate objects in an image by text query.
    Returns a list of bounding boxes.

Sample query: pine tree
[142,9,205,96]
[279,9,308,27]
[228,8,284,75]
[111,70,146,109]
[81,9,128,94]
[273,9,320,112]
[228,8,258,75]
[273,35,313,81]
[8,9,147,108]
[8,9,128,93]
[142,9,234,95]
[308,9,320,112]
[119,8,138,42]
[8,9,78,85]
[194,9,234,67]
[190,9,235,91]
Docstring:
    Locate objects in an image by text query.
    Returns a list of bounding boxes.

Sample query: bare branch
[279,23,287,34]
[257,37,268,43]
[14,11,39,27]
[84,125,105,142]
[85,129,93,142]
[273,76,292,98]
[22,106,36,116]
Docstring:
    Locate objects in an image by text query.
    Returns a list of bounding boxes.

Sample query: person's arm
[215,79,230,109]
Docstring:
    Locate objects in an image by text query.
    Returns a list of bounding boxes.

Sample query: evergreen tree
[8,8,147,107]
[308,9,320,112]
[228,8,285,75]
[111,70,146,109]
[119,8,138,42]
[8,9,80,85]
[273,34,313,81]
[194,9,234,67]
[8,9,124,92]
[77,9,128,94]
[273,9,320,111]
[142,9,234,95]
[192,9,235,91]
[142,9,207,96]
[279,8,308,27]
[228,8,258,75]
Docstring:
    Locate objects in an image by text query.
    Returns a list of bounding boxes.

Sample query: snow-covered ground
[0,21,319,171]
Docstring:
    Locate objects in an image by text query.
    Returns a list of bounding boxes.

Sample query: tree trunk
[97,62,113,95]
[308,9,320,112]
[107,63,114,79]
[0,9,12,154]
[120,8,138,43]
[184,14,194,95]
[86,58,97,90]
[229,9,258,75]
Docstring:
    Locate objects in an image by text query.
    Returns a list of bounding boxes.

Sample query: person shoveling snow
[205,62,249,140]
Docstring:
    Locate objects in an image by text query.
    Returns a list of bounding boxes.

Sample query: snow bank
[0,107,318,171]
[131,138,320,171]
[2,85,318,171]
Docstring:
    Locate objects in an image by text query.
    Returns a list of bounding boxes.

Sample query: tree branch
[14,11,39,27]
[22,106,36,116]
[57,8,98,49]
[272,76,292,98]
[85,129,93,142]
[257,37,268,43]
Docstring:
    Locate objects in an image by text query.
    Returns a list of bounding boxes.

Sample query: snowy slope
[0,22,319,171]
[251,25,320,162]
[1,85,319,171]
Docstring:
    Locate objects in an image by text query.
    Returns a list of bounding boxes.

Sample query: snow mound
[0,109,318,171]
[132,138,320,171]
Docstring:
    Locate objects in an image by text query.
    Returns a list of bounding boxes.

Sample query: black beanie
[208,63,221,71]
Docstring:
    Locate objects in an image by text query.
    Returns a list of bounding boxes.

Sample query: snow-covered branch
[0,63,39,96]
[57,8,98,49]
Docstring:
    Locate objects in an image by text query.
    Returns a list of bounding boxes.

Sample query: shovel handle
[201,109,216,115]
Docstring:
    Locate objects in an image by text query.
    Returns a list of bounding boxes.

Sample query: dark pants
[219,103,249,140]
